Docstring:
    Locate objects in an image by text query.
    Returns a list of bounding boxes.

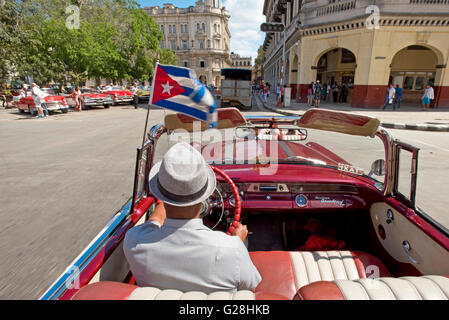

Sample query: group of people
[383,83,434,111]
[307,81,351,108]
[253,82,272,103]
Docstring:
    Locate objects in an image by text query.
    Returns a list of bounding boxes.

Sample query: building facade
[263,0,449,108]
[145,0,232,87]
[230,53,253,68]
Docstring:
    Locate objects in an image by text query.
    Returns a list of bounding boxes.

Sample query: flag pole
[142,56,159,146]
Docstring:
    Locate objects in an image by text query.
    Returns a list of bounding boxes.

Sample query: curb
[258,96,449,132]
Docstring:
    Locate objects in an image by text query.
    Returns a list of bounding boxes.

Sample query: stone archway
[389,45,442,107]
[315,47,356,104]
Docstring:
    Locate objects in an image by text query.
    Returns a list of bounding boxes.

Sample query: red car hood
[105,90,132,96]
[43,95,65,102]
[216,164,377,189]
[82,93,107,98]
[201,140,351,167]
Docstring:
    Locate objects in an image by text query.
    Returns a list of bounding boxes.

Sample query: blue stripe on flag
[154,99,208,121]
[192,85,206,104]
[181,87,194,96]
[160,65,191,78]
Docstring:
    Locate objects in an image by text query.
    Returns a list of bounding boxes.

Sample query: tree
[254,45,265,79]
[1,0,170,85]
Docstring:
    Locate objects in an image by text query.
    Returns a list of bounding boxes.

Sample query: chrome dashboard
[218,182,367,211]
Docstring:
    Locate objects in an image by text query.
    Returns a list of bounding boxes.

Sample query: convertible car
[101,87,133,105]
[40,108,449,300]
[16,88,69,115]
[66,88,114,110]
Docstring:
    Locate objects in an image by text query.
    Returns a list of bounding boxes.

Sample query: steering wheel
[206,166,242,235]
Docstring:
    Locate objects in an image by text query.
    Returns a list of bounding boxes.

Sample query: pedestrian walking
[131,82,139,109]
[332,83,339,103]
[382,84,396,110]
[307,84,313,107]
[73,86,82,112]
[281,85,286,107]
[326,83,331,102]
[422,83,434,111]
[276,83,281,101]
[341,84,349,103]
[31,83,47,118]
[263,84,269,102]
[321,85,326,101]
[393,84,402,110]
[313,80,322,108]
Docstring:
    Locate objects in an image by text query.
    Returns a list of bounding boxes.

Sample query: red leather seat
[249,251,390,300]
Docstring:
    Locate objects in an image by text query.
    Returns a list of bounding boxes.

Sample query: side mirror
[369,159,386,177]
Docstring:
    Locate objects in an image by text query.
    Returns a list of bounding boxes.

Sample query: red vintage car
[66,88,114,110]
[16,88,68,115]
[40,108,449,301]
[101,86,133,105]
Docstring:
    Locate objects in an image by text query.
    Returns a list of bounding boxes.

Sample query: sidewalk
[258,93,449,132]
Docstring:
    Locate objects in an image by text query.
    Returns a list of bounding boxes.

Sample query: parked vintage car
[16,88,68,115]
[66,88,114,110]
[40,108,449,300]
[101,86,133,105]
[136,86,152,103]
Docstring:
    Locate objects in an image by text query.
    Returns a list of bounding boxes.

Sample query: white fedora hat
[149,142,216,207]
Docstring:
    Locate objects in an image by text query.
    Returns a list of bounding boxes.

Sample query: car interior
[47,109,449,300]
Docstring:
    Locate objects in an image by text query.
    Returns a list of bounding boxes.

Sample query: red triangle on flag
[152,65,186,104]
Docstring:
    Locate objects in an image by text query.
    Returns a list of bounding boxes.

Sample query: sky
[136,0,265,62]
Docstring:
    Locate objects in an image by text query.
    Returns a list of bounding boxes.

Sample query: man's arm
[236,241,262,291]
[148,201,166,226]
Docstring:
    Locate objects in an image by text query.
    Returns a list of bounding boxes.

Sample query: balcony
[299,0,449,28]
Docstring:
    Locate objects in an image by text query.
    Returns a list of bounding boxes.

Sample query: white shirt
[423,87,434,99]
[388,87,396,99]
[124,218,262,294]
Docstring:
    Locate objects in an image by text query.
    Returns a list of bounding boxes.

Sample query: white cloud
[223,0,265,63]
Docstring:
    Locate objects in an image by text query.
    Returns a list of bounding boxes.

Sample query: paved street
[0,98,448,299]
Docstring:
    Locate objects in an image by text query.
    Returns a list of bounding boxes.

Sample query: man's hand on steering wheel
[231,222,248,243]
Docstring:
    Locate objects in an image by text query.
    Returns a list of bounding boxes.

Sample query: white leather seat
[128,287,255,300]
[250,250,390,299]
[297,275,449,300]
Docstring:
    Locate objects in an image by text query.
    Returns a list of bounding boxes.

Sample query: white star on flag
[161,81,173,95]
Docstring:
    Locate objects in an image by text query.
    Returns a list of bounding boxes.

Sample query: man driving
[124,142,261,294]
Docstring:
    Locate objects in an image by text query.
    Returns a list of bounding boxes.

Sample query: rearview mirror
[369,159,386,177]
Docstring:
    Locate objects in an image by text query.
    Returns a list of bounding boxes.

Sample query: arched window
[202,23,206,31]
[197,23,200,30]
[185,24,188,33]
[169,25,172,33]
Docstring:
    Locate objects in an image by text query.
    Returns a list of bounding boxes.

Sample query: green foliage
[0,0,173,85]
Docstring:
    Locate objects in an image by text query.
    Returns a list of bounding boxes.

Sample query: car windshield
[81,88,95,93]
[153,124,387,186]
[111,87,124,90]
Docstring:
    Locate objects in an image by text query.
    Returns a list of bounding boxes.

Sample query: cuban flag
[151,63,217,127]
